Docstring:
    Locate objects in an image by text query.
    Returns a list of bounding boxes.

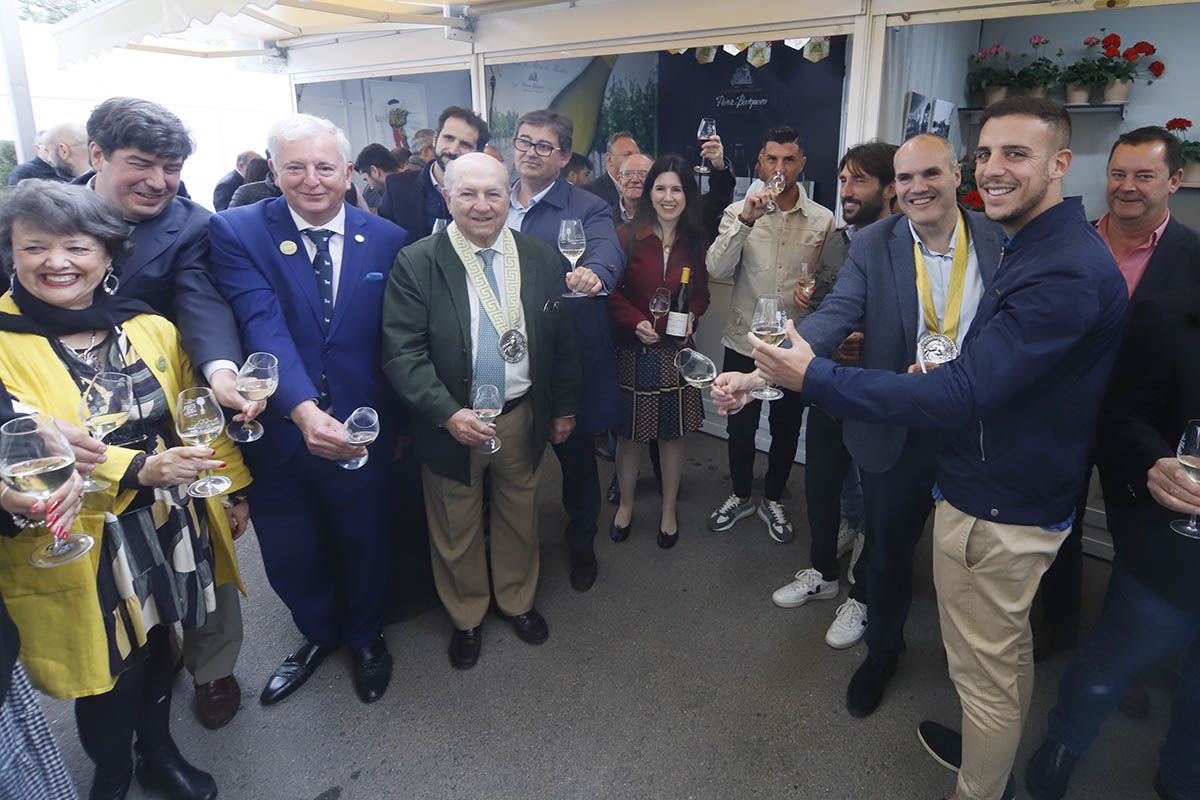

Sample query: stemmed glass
[764,170,786,213]
[674,348,717,389]
[750,294,787,401]
[431,218,449,235]
[226,353,279,443]
[1172,419,1200,538]
[339,407,380,470]
[473,384,502,454]
[175,387,232,498]
[695,118,717,174]
[650,287,671,329]
[0,414,95,568]
[558,219,588,298]
[78,371,134,493]
[796,261,815,297]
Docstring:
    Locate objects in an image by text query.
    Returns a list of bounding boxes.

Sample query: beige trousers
[932,500,1070,800]
[421,401,542,631]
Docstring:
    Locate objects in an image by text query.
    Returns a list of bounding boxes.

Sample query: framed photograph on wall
[365,80,429,151]
[903,92,956,141]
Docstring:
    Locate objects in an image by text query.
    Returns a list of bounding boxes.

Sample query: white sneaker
[836,520,859,557]
[825,598,868,649]
[772,568,839,608]
[758,500,794,543]
[848,532,865,585]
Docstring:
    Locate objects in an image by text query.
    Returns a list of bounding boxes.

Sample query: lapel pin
[354,234,365,243]
[155,356,168,372]
[280,240,298,255]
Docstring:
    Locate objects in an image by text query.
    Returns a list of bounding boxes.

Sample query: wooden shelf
[1181,182,1200,189]
[958,102,1129,120]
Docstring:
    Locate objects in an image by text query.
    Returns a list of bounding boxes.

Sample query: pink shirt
[1096,211,1170,297]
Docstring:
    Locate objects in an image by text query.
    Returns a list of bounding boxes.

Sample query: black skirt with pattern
[615,343,704,443]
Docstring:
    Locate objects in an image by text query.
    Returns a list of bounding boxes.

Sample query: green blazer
[382,229,581,485]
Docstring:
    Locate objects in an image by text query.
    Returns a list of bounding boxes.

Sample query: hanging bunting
[784,38,811,51]
[695,46,717,64]
[803,37,829,63]
[723,42,751,56]
[746,41,772,68]
[666,47,689,55]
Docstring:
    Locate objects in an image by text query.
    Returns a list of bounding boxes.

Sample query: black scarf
[0,277,159,337]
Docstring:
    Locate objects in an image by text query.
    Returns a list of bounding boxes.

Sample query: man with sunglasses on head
[505,109,625,594]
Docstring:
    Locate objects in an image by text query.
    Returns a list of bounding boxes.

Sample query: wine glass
[674,348,717,389]
[338,407,380,470]
[431,218,449,235]
[650,287,671,328]
[226,353,279,443]
[764,170,786,213]
[1172,419,1200,539]
[750,294,786,401]
[0,414,95,568]
[78,371,134,493]
[473,384,502,454]
[695,118,717,174]
[175,387,232,498]
[558,219,588,298]
[796,261,815,300]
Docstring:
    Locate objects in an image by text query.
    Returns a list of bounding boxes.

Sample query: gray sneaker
[758,500,794,543]
[708,493,755,532]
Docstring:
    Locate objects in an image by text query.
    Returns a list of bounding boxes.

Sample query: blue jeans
[1046,564,1200,799]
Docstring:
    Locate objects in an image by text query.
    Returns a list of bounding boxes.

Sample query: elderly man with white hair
[383,152,580,670]
[209,113,412,705]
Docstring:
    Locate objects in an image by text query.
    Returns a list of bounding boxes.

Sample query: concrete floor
[43,433,1167,800]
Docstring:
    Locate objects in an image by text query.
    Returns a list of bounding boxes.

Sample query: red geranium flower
[962,190,984,210]
[1133,41,1156,55]
[1102,33,1121,49]
[1166,118,1193,131]
[1149,61,1165,78]
[1123,48,1139,62]
[1104,46,1120,58]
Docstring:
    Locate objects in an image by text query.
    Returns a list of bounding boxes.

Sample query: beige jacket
[706,188,835,357]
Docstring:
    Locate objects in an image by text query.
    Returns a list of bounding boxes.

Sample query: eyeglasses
[513,137,563,157]
[619,170,649,179]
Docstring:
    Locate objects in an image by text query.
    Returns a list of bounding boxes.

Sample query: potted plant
[967,45,1016,106]
[1092,30,1165,103]
[957,155,984,210]
[1166,117,1200,183]
[1060,36,1103,104]
[1015,35,1060,98]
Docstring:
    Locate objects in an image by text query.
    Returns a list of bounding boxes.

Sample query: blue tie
[304,228,336,327]
[472,249,506,397]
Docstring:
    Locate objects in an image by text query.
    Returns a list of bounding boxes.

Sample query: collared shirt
[464,234,531,402]
[1096,211,1170,297]
[506,181,555,232]
[289,204,347,302]
[908,215,984,351]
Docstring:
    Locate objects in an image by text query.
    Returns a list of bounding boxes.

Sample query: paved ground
[43,433,1167,799]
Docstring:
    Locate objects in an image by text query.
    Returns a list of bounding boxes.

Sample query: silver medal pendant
[917,333,959,371]
[499,330,528,363]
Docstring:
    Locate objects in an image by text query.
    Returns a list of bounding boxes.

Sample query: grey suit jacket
[797,210,1005,473]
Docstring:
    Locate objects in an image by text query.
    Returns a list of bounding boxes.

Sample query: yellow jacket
[0,294,250,698]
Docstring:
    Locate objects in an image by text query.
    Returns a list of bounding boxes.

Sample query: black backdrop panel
[656,37,847,211]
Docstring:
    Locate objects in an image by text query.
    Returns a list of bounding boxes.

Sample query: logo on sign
[731,66,754,87]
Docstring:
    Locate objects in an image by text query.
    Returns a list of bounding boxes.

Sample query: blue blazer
[798,211,1004,473]
[516,177,626,433]
[209,196,412,469]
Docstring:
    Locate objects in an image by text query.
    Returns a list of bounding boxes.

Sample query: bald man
[382,152,580,670]
[42,122,90,178]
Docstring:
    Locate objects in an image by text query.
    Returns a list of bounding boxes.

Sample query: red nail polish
[218,462,227,469]
[47,513,59,526]
[49,498,62,513]
[52,525,66,539]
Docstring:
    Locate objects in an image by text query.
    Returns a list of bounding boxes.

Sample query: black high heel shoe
[610,517,631,542]
[657,529,678,549]
[135,739,217,800]
[89,766,132,800]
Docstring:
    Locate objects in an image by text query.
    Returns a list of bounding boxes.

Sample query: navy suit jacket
[1130,216,1200,307]
[379,162,440,239]
[797,211,1004,473]
[208,196,412,470]
[514,176,625,433]
[212,170,243,212]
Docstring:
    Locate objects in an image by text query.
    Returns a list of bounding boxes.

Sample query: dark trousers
[1047,565,1200,798]
[250,448,390,650]
[553,428,601,553]
[805,406,866,598]
[722,347,806,501]
[860,432,938,660]
[1038,468,1090,633]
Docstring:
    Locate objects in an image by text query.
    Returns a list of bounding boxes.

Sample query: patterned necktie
[472,248,506,397]
[303,228,336,327]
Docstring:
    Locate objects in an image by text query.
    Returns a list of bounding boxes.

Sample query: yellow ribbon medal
[912,210,970,342]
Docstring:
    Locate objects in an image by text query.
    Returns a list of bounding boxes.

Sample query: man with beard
[379,106,490,238]
[715,96,1127,800]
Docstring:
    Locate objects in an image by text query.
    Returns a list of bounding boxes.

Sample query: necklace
[60,330,106,370]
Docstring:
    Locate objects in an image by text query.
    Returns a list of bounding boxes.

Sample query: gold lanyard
[912,211,970,342]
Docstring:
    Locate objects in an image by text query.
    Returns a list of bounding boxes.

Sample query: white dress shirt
[290,204,348,303]
[465,236,532,403]
[908,216,984,350]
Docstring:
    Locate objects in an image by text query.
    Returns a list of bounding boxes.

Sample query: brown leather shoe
[194,675,241,730]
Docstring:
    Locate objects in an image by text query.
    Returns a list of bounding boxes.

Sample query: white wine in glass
[78,371,134,493]
[473,384,502,454]
[1172,419,1200,539]
[796,261,815,296]
[750,294,786,401]
[650,287,671,325]
[674,348,717,389]
[227,352,279,443]
[176,387,232,498]
[558,219,588,298]
[338,407,379,470]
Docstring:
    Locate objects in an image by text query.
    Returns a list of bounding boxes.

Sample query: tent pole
[0,0,36,160]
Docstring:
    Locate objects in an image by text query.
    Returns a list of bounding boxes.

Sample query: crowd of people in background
[0,92,1197,800]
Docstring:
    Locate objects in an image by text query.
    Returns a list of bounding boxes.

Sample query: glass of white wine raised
[695,118,717,174]
[175,387,232,498]
[750,294,786,401]
[78,371,134,493]
[1172,419,1200,539]
[0,413,95,568]
[473,384,502,454]
[558,219,588,298]
[338,407,379,470]
[226,352,279,444]
[764,170,786,214]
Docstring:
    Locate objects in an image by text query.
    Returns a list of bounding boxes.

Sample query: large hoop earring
[102,266,119,296]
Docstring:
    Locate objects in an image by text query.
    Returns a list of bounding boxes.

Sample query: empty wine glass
[226,353,279,443]
[339,407,379,470]
[650,287,671,327]
[175,387,232,498]
[473,384,502,454]
[750,294,786,401]
[695,118,717,174]
[0,414,94,568]
[78,371,134,493]
[431,218,449,234]
[559,219,588,298]
[1172,419,1200,539]
[764,170,786,213]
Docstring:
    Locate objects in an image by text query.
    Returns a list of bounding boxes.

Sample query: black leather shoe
[1118,681,1151,719]
[134,740,217,800]
[496,608,549,645]
[449,627,482,669]
[194,675,240,730]
[610,518,631,543]
[569,549,598,591]
[89,766,132,800]
[657,529,678,549]
[606,474,620,505]
[259,640,336,706]
[1025,738,1077,800]
[351,637,393,704]
[846,655,897,718]
[918,719,962,771]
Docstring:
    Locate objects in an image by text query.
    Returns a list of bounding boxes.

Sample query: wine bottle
[665,267,692,341]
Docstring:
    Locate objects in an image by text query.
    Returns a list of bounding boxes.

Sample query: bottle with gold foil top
[665,267,692,341]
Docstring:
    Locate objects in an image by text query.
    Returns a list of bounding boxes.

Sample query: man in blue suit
[210,114,411,706]
[504,109,625,592]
